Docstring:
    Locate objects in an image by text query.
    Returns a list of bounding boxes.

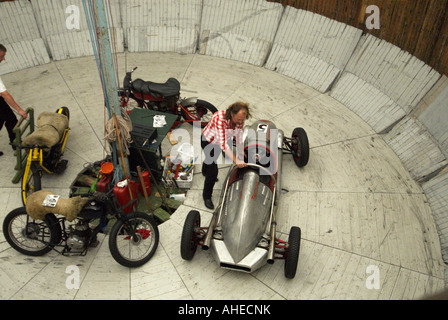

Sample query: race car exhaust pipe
[203,168,234,250]
[267,222,277,264]
[202,212,217,250]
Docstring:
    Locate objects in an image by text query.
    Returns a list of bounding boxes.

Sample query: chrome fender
[180,97,198,107]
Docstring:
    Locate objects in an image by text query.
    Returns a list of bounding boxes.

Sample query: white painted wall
[199,0,283,66]
[330,34,441,134]
[30,0,124,61]
[266,7,362,93]
[384,116,447,182]
[123,0,202,53]
[0,0,50,75]
[414,76,448,160]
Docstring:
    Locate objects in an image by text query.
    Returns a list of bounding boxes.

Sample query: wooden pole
[137,166,151,211]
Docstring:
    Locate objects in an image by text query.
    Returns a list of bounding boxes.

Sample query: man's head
[226,101,251,126]
[0,44,6,64]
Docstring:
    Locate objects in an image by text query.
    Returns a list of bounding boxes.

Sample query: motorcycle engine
[150,100,168,112]
[67,221,91,250]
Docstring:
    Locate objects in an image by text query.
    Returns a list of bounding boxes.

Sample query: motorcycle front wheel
[21,162,42,206]
[108,212,159,268]
[2,207,61,256]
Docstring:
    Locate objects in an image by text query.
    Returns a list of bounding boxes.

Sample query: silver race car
[180,120,309,278]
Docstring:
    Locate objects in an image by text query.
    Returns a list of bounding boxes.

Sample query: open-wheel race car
[180,120,309,278]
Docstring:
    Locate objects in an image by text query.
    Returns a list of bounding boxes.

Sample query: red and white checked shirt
[202,110,244,151]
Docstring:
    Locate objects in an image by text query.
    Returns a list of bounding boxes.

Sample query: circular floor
[0,52,445,300]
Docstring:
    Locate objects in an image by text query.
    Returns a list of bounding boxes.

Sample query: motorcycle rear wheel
[56,106,70,120]
[108,212,159,268]
[181,99,217,127]
[3,207,61,256]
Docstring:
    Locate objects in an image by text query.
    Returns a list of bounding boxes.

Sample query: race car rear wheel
[181,210,201,260]
[291,127,309,167]
[285,226,301,279]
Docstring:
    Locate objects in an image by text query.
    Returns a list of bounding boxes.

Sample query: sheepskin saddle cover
[22,112,69,149]
[26,190,89,222]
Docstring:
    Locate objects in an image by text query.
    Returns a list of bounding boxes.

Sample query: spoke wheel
[3,207,61,256]
[181,100,217,127]
[109,212,159,268]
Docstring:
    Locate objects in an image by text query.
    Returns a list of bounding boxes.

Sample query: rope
[104,111,133,156]
[83,0,125,179]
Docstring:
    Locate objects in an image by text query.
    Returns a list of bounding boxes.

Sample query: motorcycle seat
[26,190,89,222]
[131,78,180,97]
[22,112,69,150]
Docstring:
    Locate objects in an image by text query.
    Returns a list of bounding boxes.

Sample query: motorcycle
[13,107,70,205]
[118,67,218,127]
[2,188,159,268]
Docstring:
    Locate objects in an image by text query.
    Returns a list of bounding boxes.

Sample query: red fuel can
[114,180,138,213]
[97,174,112,192]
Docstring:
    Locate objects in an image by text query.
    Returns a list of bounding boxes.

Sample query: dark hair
[225,101,251,120]
[0,44,6,53]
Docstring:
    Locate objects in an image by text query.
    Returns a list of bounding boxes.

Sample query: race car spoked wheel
[284,226,301,279]
[291,127,309,168]
[181,210,201,260]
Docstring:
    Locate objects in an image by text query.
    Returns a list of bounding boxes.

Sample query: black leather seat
[131,78,180,97]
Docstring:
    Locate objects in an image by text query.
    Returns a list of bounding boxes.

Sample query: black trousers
[0,96,18,144]
[201,135,222,200]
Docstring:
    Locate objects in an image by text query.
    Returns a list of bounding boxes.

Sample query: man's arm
[0,90,27,119]
[223,144,246,168]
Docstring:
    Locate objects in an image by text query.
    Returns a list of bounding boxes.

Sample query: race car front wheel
[284,226,301,279]
[291,127,309,167]
[181,210,201,260]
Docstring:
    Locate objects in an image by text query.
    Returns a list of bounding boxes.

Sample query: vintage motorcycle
[12,107,70,205]
[3,187,159,268]
[118,67,218,127]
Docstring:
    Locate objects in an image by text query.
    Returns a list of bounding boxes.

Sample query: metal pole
[83,0,128,180]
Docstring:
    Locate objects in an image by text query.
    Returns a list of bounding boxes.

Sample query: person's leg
[0,97,8,156]
[201,136,220,209]
[0,96,18,148]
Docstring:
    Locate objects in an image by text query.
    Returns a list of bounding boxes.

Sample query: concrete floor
[0,52,445,300]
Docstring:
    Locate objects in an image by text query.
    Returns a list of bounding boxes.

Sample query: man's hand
[18,108,27,119]
[1,90,27,119]
[235,157,247,168]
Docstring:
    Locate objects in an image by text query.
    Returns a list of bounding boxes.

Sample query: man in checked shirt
[201,101,251,209]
